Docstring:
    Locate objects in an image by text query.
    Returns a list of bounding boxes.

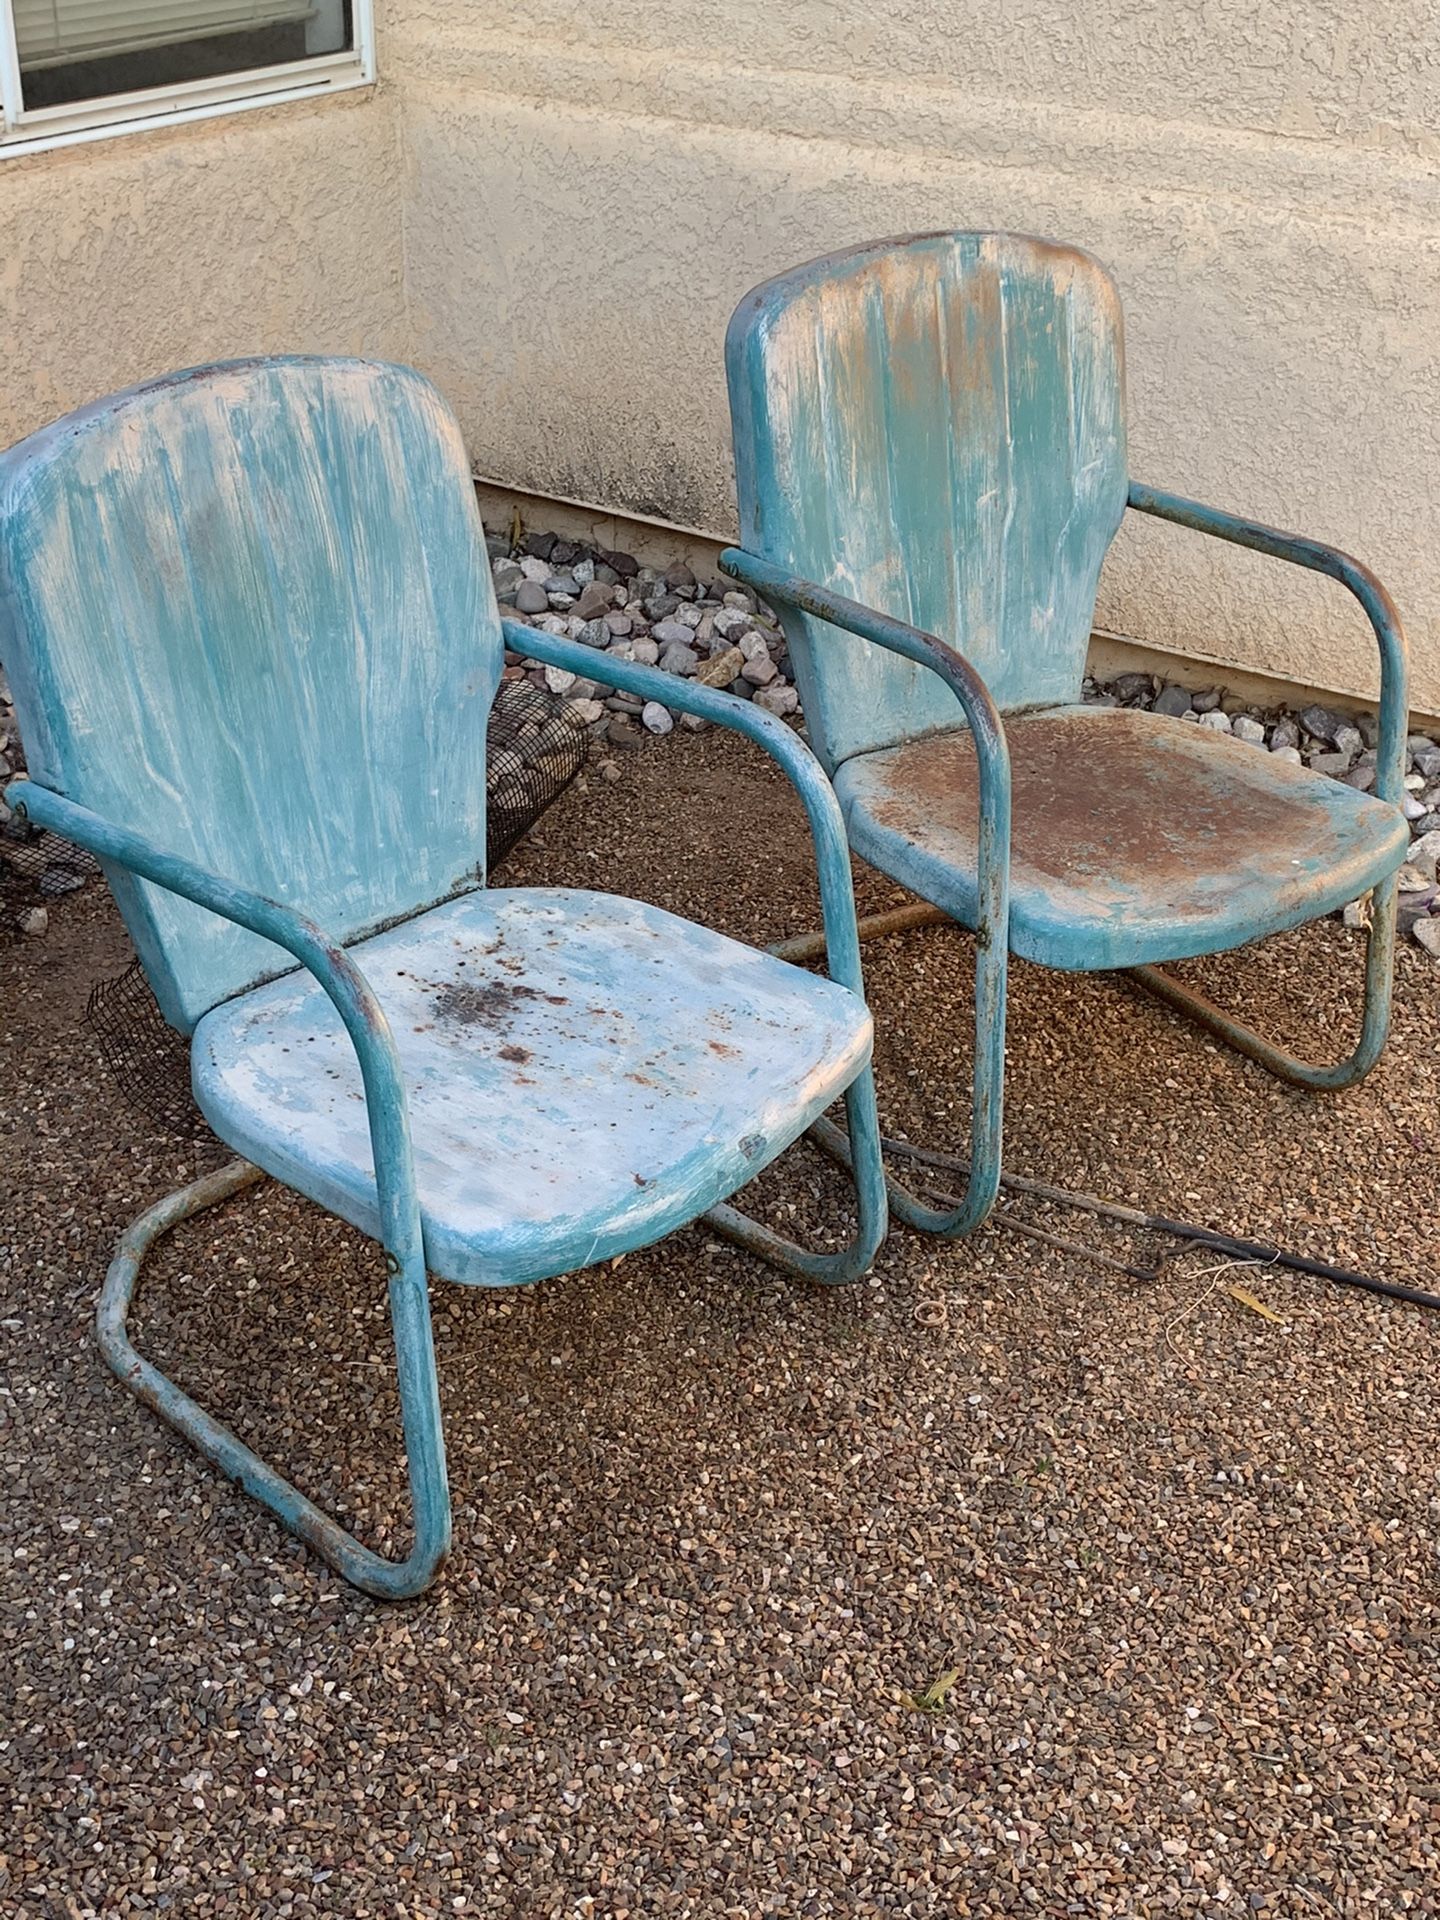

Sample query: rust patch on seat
[863,708,1351,916]
[433,979,541,1027]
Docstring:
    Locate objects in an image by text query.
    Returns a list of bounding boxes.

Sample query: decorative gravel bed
[2,729,1438,1917]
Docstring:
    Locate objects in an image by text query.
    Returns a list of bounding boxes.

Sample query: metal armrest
[1126,482,1411,806]
[5,780,415,1189]
[504,618,867,995]
[709,551,1014,1237]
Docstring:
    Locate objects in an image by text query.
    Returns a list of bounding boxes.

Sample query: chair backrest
[0,357,500,1031]
[726,231,1129,770]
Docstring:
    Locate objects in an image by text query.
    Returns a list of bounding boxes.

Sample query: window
[1,0,372,153]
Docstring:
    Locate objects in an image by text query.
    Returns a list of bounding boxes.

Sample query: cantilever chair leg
[99,1069,887,1601]
[800,899,1008,1240]
[707,1065,889,1283]
[97,1159,453,1602]
[1126,871,1398,1093]
[781,872,1396,1236]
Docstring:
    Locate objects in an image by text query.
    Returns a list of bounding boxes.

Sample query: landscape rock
[1300,704,1344,743]
[651,619,694,648]
[754,684,800,717]
[712,606,753,641]
[573,582,615,621]
[641,701,674,735]
[1333,724,1364,759]
[696,647,745,689]
[1153,684,1192,718]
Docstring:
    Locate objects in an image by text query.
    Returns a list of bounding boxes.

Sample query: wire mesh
[484,679,592,867]
[0,817,98,937]
[5,678,591,1140]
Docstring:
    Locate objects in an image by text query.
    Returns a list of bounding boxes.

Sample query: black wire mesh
[7,678,591,1141]
[0,817,99,936]
[484,679,591,867]
[86,959,202,1140]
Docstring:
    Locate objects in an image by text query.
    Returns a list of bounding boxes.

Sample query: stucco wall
[0,89,407,451]
[3,7,1436,710]
[387,1,1440,714]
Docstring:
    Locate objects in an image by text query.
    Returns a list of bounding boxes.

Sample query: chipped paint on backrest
[0,357,500,1030]
[727,232,1129,770]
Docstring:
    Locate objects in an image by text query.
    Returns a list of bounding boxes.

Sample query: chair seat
[836,705,1410,971]
[192,888,872,1287]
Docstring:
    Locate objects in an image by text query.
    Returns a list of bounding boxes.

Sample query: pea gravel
[2,730,1439,1919]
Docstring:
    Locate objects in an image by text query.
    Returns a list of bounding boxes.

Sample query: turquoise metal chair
[723,231,1410,1236]
[0,357,887,1598]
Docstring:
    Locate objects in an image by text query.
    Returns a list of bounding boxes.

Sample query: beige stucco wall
[0,88,407,450]
[387,0,1440,715]
[2,4,1436,711]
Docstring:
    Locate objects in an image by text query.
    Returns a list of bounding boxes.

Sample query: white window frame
[0,0,373,157]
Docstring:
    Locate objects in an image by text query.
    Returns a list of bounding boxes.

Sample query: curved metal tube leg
[97,1160,452,1600]
[704,1064,889,1283]
[805,916,1008,1239]
[1126,874,1398,1093]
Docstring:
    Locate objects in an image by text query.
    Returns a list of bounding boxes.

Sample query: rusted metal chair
[722,231,1410,1236]
[0,356,887,1598]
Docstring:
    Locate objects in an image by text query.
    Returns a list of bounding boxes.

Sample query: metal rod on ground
[882,1133,1440,1311]
[774,907,1437,1309]
[769,902,947,965]
[980,1203,1159,1283]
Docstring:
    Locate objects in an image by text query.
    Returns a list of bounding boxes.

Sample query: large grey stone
[754,684,800,718]
[1300,704,1344,743]
[573,582,615,622]
[1407,829,1440,883]
[1153,684,1192,718]
[1332,724,1364,759]
[712,605,753,640]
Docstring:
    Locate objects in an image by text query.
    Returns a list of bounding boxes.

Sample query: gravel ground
[3,729,1439,1919]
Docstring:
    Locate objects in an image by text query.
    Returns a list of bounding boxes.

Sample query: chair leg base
[770,903,1005,1239]
[1126,876,1398,1093]
[703,1070,890,1284]
[97,1160,450,1601]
